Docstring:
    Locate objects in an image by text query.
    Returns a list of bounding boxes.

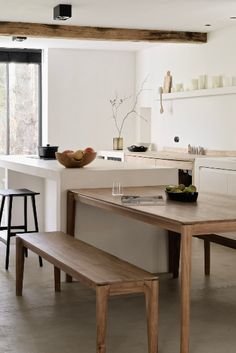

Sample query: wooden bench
[16,231,158,353]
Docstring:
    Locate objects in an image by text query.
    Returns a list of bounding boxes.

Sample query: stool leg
[16,237,25,296]
[31,195,43,267]
[96,285,110,353]
[24,196,28,232]
[24,196,28,258]
[0,196,6,226]
[144,280,158,353]
[5,196,13,270]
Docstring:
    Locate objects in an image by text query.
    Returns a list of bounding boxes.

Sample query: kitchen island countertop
[0,154,177,228]
[0,154,172,179]
[0,154,178,273]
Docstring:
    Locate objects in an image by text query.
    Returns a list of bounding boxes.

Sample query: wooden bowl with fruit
[165,184,198,202]
[56,147,96,168]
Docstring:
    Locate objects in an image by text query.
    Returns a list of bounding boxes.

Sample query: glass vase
[113,137,123,150]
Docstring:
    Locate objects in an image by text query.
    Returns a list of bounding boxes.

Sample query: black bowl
[127,145,148,152]
[165,191,198,202]
[38,144,58,159]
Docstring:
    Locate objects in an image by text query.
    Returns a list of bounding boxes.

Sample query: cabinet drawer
[125,156,156,166]
[155,159,193,170]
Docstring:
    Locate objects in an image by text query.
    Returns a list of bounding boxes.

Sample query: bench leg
[96,285,110,353]
[204,240,210,275]
[54,266,61,292]
[16,237,25,296]
[144,280,158,353]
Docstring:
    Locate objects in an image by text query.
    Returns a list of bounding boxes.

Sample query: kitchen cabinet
[195,158,236,196]
[154,158,193,170]
[197,167,228,195]
[125,152,194,184]
[198,167,236,196]
[195,158,236,240]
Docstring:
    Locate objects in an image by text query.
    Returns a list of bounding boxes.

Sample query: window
[0,49,42,155]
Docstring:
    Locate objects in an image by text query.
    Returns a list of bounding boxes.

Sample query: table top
[71,186,236,228]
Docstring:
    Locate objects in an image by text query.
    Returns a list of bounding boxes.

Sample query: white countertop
[0,155,164,171]
[0,155,173,181]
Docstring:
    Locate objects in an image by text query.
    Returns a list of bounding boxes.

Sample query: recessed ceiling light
[205,24,211,27]
[53,4,72,20]
[12,36,27,42]
[230,16,236,19]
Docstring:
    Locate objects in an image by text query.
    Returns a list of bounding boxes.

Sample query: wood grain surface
[16,231,157,287]
[0,21,207,43]
[67,187,236,353]
[72,186,236,229]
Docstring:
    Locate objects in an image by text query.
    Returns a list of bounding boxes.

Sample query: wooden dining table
[66,186,236,353]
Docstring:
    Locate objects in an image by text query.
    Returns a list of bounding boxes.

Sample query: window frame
[0,48,42,155]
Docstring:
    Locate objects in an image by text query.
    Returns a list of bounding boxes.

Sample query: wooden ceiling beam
[0,21,207,43]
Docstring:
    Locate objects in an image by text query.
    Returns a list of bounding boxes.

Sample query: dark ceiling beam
[0,21,207,43]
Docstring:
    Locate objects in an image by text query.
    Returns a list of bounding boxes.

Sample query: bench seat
[16,231,159,353]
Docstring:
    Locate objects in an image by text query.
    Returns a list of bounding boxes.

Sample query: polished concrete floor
[0,238,235,353]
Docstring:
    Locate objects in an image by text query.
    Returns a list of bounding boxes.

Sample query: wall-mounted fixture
[12,36,27,42]
[53,4,72,20]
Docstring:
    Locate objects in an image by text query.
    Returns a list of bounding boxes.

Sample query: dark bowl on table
[127,145,148,152]
[165,191,198,202]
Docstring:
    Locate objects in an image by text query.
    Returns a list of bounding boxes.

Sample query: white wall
[45,48,136,151]
[136,25,236,151]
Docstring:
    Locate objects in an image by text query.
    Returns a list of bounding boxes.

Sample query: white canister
[191,79,198,90]
[175,83,183,92]
[212,76,221,88]
[198,75,207,89]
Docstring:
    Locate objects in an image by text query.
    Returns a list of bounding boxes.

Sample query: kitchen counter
[125,151,207,162]
[0,155,178,272]
[124,151,236,185]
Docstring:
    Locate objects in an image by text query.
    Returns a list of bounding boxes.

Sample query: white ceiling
[0,0,236,50]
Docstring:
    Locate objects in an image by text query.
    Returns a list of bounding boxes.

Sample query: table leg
[144,280,159,353]
[168,231,181,278]
[180,226,192,353]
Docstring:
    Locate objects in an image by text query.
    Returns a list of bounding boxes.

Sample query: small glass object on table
[112,181,123,196]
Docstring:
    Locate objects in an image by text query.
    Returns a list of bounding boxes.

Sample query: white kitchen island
[0,155,178,272]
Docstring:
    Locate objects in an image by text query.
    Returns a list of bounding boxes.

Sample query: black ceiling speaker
[53,4,72,20]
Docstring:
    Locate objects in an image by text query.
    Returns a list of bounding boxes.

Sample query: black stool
[0,189,43,270]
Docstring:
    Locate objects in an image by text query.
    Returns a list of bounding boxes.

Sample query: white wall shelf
[156,86,236,101]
